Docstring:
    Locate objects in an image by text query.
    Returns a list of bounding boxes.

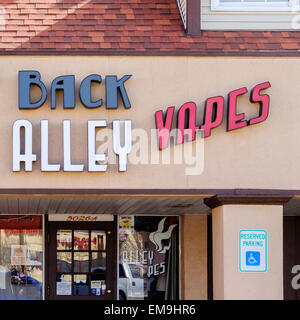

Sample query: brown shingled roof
[1,0,300,55]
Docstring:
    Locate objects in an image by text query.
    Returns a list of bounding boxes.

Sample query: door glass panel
[91,252,106,271]
[56,252,72,273]
[52,224,113,298]
[73,274,89,295]
[91,231,106,250]
[57,230,72,251]
[56,274,72,296]
[74,230,89,251]
[74,252,89,273]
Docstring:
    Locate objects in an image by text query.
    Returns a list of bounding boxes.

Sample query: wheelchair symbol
[246,251,260,266]
[248,253,257,264]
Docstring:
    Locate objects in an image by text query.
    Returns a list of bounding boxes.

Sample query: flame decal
[149,217,177,254]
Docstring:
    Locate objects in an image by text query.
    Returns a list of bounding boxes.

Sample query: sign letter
[88,120,107,172]
[248,81,271,126]
[13,120,37,171]
[51,75,75,109]
[201,96,224,137]
[80,74,103,108]
[227,87,248,131]
[113,120,132,171]
[41,120,60,171]
[19,71,47,109]
[105,75,131,109]
[155,107,175,150]
[63,120,84,171]
[177,102,198,144]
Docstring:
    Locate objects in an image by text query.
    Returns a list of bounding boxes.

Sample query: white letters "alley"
[12,119,132,172]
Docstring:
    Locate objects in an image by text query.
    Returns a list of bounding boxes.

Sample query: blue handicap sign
[246,251,260,266]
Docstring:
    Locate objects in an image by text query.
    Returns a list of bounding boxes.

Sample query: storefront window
[118,216,179,300]
[0,215,43,300]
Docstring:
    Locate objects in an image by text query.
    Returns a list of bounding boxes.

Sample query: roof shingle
[1,0,300,55]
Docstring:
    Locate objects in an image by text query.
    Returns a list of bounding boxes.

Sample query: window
[118,216,179,300]
[211,0,299,11]
[0,215,43,300]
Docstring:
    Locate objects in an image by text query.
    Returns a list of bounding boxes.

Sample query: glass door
[47,220,117,300]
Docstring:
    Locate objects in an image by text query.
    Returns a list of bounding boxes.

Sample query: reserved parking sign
[239,230,267,273]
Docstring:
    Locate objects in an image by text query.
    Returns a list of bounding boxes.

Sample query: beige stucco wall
[0,56,299,190]
[181,214,207,300]
[212,204,283,300]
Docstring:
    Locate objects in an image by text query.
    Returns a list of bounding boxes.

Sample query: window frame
[211,0,299,11]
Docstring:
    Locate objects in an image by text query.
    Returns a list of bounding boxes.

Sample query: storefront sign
[13,71,270,174]
[48,214,114,222]
[155,81,271,150]
[239,229,267,272]
[18,71,132,110]
[12,119,132,173]
[13,71,133,173]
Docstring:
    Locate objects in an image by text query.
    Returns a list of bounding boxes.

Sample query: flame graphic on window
[149,217,177,254]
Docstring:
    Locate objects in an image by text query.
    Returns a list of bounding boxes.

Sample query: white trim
[211,0,299,11]
[176,0,187,29]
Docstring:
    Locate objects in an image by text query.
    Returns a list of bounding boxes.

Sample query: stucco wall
[181,214,207,300]
[212,204,283,300]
